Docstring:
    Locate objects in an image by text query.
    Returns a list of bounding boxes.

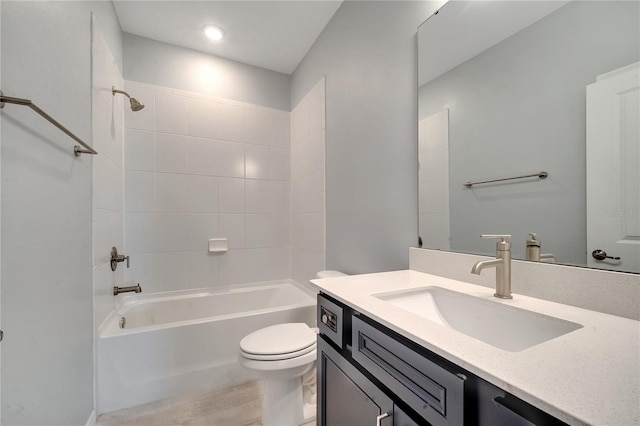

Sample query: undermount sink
[374,286,582,352]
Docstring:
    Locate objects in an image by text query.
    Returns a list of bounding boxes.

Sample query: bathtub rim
[99,279,317,338]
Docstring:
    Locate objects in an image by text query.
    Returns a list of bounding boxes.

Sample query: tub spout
[114,284,142,296]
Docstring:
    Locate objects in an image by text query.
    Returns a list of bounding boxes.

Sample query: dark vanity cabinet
[317,293,568,426]
[319,337,419,426]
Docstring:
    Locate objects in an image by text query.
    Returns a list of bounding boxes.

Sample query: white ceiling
[113,1,343,75]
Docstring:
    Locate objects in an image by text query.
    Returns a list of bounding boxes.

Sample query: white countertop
[311,270,640,426]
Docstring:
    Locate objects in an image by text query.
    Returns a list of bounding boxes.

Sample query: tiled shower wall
[92,21,125,329]
[122,81,291,293]
[291,78,326,287]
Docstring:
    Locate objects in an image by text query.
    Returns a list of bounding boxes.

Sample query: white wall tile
[246,214,290,248]
[291,172,324,214]
[188,99,244,142]
[292,213,324,252]
[244,247,290,282]
[156,92,188,135]
[292,248,325,290]
[308,85,325,134]
[154,252,189,292]
[94,154,123,211]
[122,82,293,293]
[125,129,155,172]
[156,133,188,174]
[187,251,219,288]
[218,178,245,213]
[290,103,308,148]
[218,214,245,249]
[94,264,115,330]
[156,173,188,213]
[93,33,125,331]
[218,249,247,286]
[306,130,324,175]
[269,181,290,214]
[245,108,269,146]
[245,180,270,214]
[125,212,156,254]
[94,91,123,166]
[125,171,155,212]
[188,175,218,213]
[188,137,218,176]
[290,78,326,287]
[216,141,245,178]
[270,110,290,148]
[155,213,190,252]
[123,253,155,287]
[94,209,124,266]
[187,213,218,251]
[291,144,304,181]
[270,148,290,181]
[245,145,270,180]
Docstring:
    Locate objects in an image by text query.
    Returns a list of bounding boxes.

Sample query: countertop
[311,270,640,426]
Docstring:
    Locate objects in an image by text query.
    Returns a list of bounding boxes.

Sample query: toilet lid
[240,323,316,356]
[241,342,316,361]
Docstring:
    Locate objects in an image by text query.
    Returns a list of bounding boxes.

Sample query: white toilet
[238,270,346,426]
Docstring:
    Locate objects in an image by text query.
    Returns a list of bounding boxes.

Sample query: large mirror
[418,0,640,273]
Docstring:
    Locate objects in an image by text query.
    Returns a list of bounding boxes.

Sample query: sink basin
[374,287,582,352]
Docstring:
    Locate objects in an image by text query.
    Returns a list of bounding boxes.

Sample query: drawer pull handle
[376,412,390,426]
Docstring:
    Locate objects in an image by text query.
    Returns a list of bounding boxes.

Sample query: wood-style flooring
[96,381,316,426]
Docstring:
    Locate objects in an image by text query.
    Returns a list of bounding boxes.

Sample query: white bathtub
[97,280,316,414]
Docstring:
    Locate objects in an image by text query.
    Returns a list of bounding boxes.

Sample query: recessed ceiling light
[203,25,224,41]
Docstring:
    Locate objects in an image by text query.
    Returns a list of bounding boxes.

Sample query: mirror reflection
[418,0,640,273]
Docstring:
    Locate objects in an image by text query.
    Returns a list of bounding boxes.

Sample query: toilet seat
[241,341,316,361]
[240,323,316,361]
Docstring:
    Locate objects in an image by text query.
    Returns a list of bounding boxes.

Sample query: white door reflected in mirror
[586,62,640,273]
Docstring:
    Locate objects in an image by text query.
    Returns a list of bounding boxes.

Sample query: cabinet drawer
[318,294,344,348]
[352,316,465,426]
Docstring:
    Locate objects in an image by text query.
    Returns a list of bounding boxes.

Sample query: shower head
[112,87,145,112]
[129,97,145,112]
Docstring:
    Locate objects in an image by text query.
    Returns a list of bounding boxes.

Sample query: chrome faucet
[113,284,142,296]
[471,235,512,299]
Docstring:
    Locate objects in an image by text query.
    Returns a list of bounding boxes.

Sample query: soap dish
[208,238,228,253]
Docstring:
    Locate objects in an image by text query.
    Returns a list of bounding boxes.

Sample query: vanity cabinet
[318,293,568,426]
[319,337,418,426]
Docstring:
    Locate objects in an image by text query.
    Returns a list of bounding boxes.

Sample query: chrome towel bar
[0,90,97,156]
[464,171,548,188]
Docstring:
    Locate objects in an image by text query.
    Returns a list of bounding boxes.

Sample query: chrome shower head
[112,87,145,112]
[129,97,145,112]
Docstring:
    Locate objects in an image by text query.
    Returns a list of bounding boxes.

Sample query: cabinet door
[351,316,465,426]
[318,337,395,426]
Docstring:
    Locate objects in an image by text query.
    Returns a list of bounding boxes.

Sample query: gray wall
[1,1,122,423]
[419,1,640,264]
[291,1,440,274]
[123,33,291,111]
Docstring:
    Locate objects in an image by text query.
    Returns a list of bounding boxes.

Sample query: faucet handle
[481,234,511,242]
[481,234,511,251]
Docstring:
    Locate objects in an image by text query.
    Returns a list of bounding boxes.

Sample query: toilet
[238,270,346,426]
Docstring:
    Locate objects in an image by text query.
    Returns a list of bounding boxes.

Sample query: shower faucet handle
[110,247,130,271]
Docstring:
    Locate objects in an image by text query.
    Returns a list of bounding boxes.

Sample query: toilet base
[262,377,304,426]
[303,402,317,423]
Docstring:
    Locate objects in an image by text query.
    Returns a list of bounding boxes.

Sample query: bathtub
[97,280,316,414]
